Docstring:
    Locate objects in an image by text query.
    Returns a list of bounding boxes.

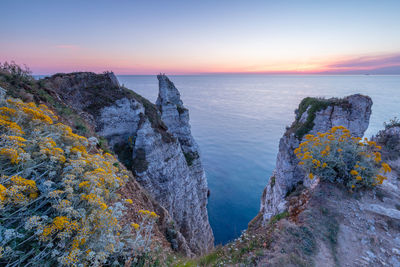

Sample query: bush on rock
[294,126,391,190]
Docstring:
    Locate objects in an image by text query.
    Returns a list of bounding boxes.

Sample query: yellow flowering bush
[294,126,391,190]
[0,97,158,266]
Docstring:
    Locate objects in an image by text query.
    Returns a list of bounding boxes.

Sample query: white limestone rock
[41,72,214,255]
[153,74,214,254]
[259,94,372,224]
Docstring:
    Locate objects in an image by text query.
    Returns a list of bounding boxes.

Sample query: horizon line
[33,72,400,76]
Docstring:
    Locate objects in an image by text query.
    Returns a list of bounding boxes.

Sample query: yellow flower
[131,223,140,230]
[352,185,355,188]
[308,173,314,179]
[374,152,382,163]
[99,202,108,210]
[53,216,70,230]
[29,192,38,199]
[125,198,133,204]
[375,175,387,184]
[139,209,151,215]
[322,163,327,168]
[350,170,358,176]
[0,148,20,164]
[355,176,362,181]
[304,134,314,140]
[79,181,90,188]
[0,184,6,201]
[42,227,53,237]
[381,163,391,173]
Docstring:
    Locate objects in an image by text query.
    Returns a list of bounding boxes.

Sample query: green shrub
[269,211,289,225]
[294,126,391,190]
[0,61,33,85]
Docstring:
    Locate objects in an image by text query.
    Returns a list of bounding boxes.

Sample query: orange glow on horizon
[3,51,400,75]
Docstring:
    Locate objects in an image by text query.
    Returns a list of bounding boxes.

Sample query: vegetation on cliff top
[0,62,93,139]
[0,97,158,266]
[289,97,350,139]
[295,126,391,190]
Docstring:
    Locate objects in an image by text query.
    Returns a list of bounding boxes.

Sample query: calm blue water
[117,75,400,245]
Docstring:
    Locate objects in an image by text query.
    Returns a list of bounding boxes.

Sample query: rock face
[41,72,213,255]
[259,94,373,223]
[155,75,214,253]
[247,95,400,266]
[252,124,400,266]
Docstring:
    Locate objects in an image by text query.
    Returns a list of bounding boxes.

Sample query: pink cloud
[324,53,400,71]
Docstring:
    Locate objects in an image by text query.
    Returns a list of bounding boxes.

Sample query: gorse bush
[294,126,391,190]
[0,97,158,266]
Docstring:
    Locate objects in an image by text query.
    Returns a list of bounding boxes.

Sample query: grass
[126,88,175,143]
[289,97,349,139]
[269,211,289,225]
[74,119,88,135]
[198,250,220,266]
[173,248,224,267]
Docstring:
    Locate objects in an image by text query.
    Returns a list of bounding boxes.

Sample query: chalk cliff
[40,72,214,254]
[245,107,400,266]
[259,94,373,223]
[153,74,214,253]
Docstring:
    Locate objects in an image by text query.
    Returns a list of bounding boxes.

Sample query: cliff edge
[259,95,372,223]
[40,72,214,255]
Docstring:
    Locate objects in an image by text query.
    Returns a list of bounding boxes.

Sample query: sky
[1,0,400,75]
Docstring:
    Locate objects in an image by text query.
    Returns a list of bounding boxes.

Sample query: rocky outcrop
[41,72,213,255]
[253,171,400,267]
[259,94,373,224]
[244,100,400,267]
[155,74,214,253]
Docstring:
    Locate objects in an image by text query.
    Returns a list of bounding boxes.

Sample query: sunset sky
[2,0,400,74]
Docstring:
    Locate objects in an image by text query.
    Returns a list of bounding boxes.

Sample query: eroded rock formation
[41,72,213,255]
[155,74,214,253]
[259,94,373,223]
[249,120,400,266]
